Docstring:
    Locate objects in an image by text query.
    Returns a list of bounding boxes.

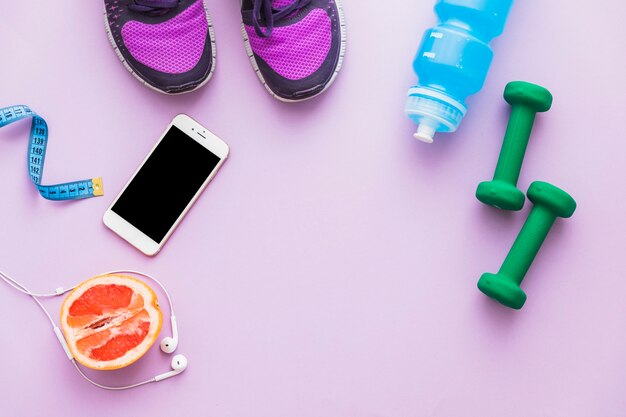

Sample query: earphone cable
[0,269,76,298]
[71,359,155,390]
[0,269,58,327]
[1,268,180,390]
[1,268,175,319]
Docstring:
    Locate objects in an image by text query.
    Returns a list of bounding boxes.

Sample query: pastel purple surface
[1,1,625,417]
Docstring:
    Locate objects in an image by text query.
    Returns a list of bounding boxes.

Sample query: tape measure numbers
[0,105,103,200]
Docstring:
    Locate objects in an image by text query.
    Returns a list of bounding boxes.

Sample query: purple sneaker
[241,0,346,102]
[104,0,216,94]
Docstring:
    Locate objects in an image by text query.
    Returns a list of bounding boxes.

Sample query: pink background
[1,1,625,416]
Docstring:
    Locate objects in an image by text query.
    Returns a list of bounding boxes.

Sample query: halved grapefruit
[60,274,163,370]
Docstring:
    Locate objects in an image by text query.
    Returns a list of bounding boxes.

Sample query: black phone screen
[111,125,221,243]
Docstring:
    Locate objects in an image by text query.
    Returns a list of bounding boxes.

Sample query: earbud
[160,337,177,353]
[154,354,188,382]
[160,315,178,353]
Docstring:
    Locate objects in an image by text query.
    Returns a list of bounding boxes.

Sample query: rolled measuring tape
[0,105,103,200]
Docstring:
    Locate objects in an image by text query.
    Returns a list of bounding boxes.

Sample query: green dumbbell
[477,181,576,309]
[476,81,553,211]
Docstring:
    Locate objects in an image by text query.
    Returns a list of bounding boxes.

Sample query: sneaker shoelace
[129,0,180,16]
[252,0,313,38]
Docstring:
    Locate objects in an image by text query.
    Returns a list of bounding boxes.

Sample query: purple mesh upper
[245,8,332,80]
[272,0,297,7]
[121,0,208,74]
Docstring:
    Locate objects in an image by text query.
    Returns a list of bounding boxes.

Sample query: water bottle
[405,0,514,143]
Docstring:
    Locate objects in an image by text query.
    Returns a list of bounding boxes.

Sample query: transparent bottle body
[406,0,514,142]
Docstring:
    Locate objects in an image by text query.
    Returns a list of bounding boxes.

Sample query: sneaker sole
[240,0,347,103]
[103,0,217,95]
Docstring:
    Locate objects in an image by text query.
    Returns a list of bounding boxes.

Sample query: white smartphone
[103,114,229,256]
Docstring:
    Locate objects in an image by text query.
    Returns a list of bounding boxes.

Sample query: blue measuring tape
[0,105,103,200]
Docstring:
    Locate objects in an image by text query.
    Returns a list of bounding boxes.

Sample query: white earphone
[155,354,188,382]
[160,315,179,353]
[1,268,188,390]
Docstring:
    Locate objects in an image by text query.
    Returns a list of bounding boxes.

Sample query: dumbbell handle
[493,105,537,186]
[499,206,556,285]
